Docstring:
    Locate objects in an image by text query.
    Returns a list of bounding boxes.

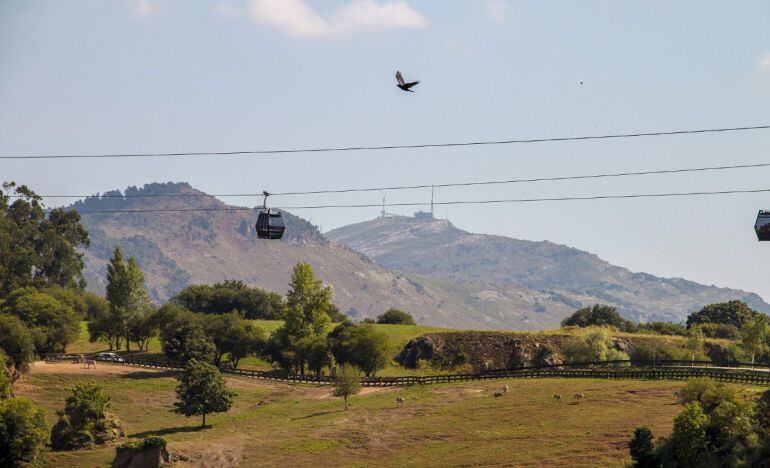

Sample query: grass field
[17,361,728,467]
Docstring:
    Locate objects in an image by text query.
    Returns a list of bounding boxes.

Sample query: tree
[129,306,159,351]
[172,281,285,319]
[376,308,416,325]
[50,383,123,450]
[267,263,333,373]
[0,314,35,371]
[686,300,761,329]
[332,364,361,410]
[160,313,215,363]
[669,403,709,466]
[282,263,333,340]
[87,305,122,351]
[105,248,151,352]
[740,316,770,367]
[628,426,656,468]
[174,360,234,428]
[561,304,632,330]
[327,322,390,377]
[296,336,331,378]
[202,313,265,368]
[0,182,89,296]
[1,288,80,353]
[0,397,48,466]
[0,354,11,400]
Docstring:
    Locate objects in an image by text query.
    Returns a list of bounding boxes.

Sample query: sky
[2,1,770,301]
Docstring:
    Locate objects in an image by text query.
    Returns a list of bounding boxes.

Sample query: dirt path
[29,360,160,376]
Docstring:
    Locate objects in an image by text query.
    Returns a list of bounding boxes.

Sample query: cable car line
[3,124,770,160]
[67,187,770,213]
[12,161,770,200]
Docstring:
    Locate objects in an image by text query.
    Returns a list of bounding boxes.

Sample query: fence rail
[44,354,770,387]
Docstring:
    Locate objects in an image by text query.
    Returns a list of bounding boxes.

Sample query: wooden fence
[44,354,770,387]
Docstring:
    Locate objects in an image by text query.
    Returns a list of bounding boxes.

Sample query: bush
[629,341,688,363]
[628,426,657,468]
[0,397,48,466]
[699,323,740,340]
[376,309,416,325]
[636,321,687,336]
[51,383,123,450]
[116,436,167,453]
[563,328,629,363]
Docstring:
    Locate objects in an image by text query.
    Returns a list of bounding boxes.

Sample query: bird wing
[403,80,420,89]
[396,71,405,86]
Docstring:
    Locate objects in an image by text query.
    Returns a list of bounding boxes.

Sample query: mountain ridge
[326,214,770,324]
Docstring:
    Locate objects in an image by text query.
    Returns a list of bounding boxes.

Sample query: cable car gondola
[756,210,770,241]
[256,191,285,240]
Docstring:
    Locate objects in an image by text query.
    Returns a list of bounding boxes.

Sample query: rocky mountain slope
[327,215,770,324]
[74,183,571,329]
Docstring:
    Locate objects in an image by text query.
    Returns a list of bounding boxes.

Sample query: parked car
[96,352,124,362]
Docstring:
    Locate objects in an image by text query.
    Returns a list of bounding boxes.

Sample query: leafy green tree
[50,383,123,450]
[172,280,285,319]
[332,364,361,410]
[327,322,390,377]
[267,263,333,373]
[129,306,159,351]
[202,313,265,368]
[174,360,234,428]
[1,288,80,353]
[0,354,11,400]
[0,182,89,296]
[376,308,416,325]
[0,314,35,372]
[686,300,761,329]
[105,248,151,352]
[87,305,122,350]
[0,397,48,466]
[670,403,709,466]
[740,316,770,366]
[296,336,331,378]
[160,313,215,363]
[628,426,656,468]
[561,304,632,330]
[82,291,109,321]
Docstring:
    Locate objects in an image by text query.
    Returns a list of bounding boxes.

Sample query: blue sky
[2,1,770,302]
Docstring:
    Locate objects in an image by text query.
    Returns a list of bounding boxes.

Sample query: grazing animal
[83,359,96,369]
[553,394,562,402]
[396,396,405,407]
[502,385,509,394]
[673,391,681,403]
[396,71,420,92]
[573,393,585,401]
[493,392,504,397]
[73,354,84,364]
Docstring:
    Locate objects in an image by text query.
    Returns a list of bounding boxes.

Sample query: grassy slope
[17,367,725,467]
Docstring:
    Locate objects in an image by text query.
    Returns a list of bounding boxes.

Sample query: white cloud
[213,2,242,20]
[760,53,770,72]
[484,0,508,24]
[247,0,426,39]
[127,0,164,20]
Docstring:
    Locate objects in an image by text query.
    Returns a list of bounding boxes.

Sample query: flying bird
[396,71,420,92]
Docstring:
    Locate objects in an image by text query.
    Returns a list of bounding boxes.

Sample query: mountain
[73,182,561,329]
[326,214,770,325]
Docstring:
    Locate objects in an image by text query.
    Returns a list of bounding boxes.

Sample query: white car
[96,352,124,362]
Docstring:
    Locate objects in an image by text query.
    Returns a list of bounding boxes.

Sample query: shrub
[51,383,123,450]
[376,309,416,325]
[563,328,629,363]
[699,323,740,340]
[629,341,687,363]
[628,426,657,468]
[636,321,687,336]
[116,436,167,453]
[0,397,48,466]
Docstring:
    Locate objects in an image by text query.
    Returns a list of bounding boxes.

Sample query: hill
[326,214,770,325]
[73,182,568,329]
